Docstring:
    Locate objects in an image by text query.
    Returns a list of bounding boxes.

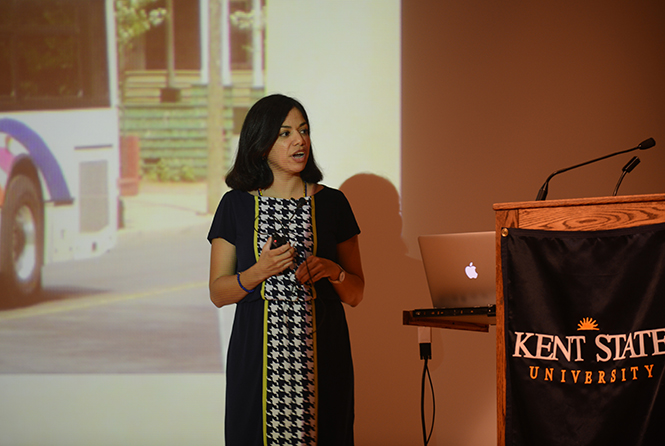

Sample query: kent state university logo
[577,317,599,331]
[511,317,662,385]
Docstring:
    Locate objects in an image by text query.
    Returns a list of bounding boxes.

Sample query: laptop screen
[418,231,496,309]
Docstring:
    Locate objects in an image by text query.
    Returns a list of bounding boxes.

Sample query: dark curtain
[502,222,665,446]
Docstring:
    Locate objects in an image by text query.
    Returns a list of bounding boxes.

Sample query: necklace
[258,180,308,198]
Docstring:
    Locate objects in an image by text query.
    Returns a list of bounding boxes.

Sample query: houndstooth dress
[208,186,359,446]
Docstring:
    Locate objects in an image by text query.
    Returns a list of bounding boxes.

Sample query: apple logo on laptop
[465,262,478,279]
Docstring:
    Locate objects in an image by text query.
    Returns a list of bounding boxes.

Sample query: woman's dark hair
[225,94,323,191]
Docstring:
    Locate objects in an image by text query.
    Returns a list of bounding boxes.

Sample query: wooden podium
[493,193,665,446]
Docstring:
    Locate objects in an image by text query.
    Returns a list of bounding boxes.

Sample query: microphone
[271,197,307,248]
[612,156,640,197]
[535,137,656,201]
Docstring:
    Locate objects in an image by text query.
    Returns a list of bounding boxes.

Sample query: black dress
[208,186,360,445]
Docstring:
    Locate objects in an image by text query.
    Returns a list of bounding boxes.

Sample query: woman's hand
[294,235,364,307]
[209,236,297,308]
[295,255,338,285]
[255,236,297,277]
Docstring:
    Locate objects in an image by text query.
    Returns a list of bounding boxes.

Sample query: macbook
[417,231,496,315]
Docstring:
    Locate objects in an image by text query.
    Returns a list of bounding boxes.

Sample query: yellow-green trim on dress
[311,194,319,440]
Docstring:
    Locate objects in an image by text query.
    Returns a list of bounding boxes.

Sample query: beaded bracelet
[236,272,254,293]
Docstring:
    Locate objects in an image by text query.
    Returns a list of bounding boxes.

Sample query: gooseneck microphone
[535,137,656,201]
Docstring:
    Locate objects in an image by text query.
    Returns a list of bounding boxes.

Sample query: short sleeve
[207,190,238,244]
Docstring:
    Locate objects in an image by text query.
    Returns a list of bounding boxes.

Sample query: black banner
[502,222,665,446]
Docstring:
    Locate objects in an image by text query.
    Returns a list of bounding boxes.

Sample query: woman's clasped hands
[257,236,337,286]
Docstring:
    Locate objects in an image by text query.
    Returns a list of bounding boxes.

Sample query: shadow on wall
[340,173,497,446]
[340,173,436,443]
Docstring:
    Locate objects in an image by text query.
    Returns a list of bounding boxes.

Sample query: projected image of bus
[0,0,119,305]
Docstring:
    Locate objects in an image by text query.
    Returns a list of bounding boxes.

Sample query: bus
[0,0,120,305]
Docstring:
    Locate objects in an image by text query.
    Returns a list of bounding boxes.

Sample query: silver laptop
[418,231,496,310]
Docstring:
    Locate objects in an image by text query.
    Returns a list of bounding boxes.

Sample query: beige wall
[346,1,665,445]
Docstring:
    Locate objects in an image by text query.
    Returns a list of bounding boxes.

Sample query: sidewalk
[119,180,222,233]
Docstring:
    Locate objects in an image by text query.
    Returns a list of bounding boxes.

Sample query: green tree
[115,0,167,104]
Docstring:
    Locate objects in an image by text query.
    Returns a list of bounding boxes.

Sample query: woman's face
[266,107,311,177]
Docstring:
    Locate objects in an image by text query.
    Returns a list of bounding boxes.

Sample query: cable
[418,327,435,445]
[421,357,435,445]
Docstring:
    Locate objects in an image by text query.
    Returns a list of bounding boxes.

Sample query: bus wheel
[0,175,44,306]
